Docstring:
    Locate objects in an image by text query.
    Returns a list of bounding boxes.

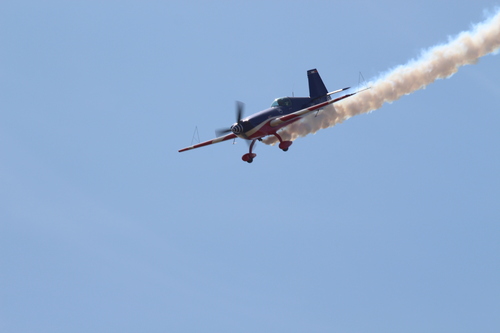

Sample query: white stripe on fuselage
[239,117,278,139]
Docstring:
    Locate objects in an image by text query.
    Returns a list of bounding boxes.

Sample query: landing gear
[274,133,293,152]
[242,153,256,163]
[241,139,257,163]
[240,135,292,163]
[279,141,292,151]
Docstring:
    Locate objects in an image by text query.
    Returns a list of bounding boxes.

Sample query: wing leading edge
[178,133,237,152]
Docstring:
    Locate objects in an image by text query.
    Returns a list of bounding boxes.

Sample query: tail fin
[307,69,329,101]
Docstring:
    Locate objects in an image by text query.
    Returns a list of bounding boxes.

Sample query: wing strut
[191,126,200,145]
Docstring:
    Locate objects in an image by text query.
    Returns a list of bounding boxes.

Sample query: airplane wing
[270,92,356,128]
[178,133,237,152]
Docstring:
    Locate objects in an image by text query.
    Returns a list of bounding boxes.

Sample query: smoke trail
[263,9,500,145]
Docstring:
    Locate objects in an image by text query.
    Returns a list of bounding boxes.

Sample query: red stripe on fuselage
[243,117,298,140]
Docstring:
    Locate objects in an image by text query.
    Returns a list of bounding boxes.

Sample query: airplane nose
[231,123,244,134]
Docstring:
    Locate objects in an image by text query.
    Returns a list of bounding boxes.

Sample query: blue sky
[1,1,499,332]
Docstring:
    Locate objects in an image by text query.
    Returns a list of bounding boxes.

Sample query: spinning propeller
[216,101,245,137]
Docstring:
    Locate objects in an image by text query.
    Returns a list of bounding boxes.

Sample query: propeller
[215,101,245,137]
[236,101,244,123]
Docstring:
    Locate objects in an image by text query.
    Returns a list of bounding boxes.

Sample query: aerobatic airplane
[179,69,358,163]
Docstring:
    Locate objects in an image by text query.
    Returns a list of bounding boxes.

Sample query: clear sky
[1,1,499,332]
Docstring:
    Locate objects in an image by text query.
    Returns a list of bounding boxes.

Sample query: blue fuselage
[234,96,327,139]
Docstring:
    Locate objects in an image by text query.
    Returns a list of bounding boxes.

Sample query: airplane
[179,69,359,163]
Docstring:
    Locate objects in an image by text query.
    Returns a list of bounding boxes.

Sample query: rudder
[307,69,329,101]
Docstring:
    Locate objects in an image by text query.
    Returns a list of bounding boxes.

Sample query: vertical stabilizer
[307,69,329,101]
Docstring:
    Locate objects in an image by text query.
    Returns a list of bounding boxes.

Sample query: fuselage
[231,96,325,140]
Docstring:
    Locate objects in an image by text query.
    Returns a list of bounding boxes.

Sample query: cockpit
[271,97,292,107]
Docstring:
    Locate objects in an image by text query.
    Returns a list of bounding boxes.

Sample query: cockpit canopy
[271,97,292,107]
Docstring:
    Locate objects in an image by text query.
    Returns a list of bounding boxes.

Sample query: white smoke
[263,8,500,145]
